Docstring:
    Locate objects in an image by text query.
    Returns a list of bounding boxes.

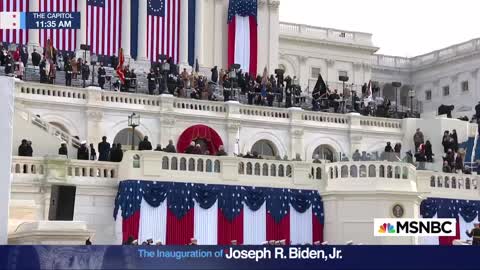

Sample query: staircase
[13,105,82,156]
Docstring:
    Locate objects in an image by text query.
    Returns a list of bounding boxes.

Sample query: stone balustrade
[279,22,374,47]
[375,38,480,70]
[14,81,404,133]
[11,154,480,200]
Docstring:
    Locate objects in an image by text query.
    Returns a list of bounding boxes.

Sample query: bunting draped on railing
[114,180,324,245]
[419,198,480,246]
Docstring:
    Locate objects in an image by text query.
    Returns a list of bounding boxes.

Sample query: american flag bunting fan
[114,180,325,245]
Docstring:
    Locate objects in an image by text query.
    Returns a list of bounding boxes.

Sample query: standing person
[147,69,157,95]
[466,223,480,246]
[455,152,463,173]
[77,141,89,160]
[58,142,68,157]
[4,53,13,75]
[211,66,218,83]
[442,131,450,153]
[413,128,424,152]
[81,61,90,83]
[98,136,111,161]
[384,142,394,153]
[90,144,97,161]
[138,136,153,151]
[110,144,117,162]
[26,141,33,157]
[97,63,106,89]
[451,129,459,152]
[64,60,73,86]
[18,139,29,156]
[31,49,41,67]
[39,58,48,83]
[70,57,78,79]
[20,46,28,68]
[164,140,177,153]
[15,61,24,80]
[425,140,434,162]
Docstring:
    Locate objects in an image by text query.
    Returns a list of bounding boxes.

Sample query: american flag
[39,0,77,52]
[87,0,122,56]
[0,0,28,45]
[147,0,180,63]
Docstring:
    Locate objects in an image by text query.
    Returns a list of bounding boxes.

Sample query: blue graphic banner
[0,245,477,270]
[25,12,80,29]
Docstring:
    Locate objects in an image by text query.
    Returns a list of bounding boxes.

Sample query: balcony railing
[14,80,404,132]
[279,22,374,47]
[375,38,480,69]
[11,154,480,200]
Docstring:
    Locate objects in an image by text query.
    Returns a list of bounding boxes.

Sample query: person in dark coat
[163,140,177,153]
[97,63,106,89]
[98,136,111,161]
[64,60,73,86]
[266,83,275,107]
[110,144,117,162]
[442,131,450,153]
[147,69,157,95]
[154,144,163,151]
[81,61,90,81]
[211,66,218,83]
[455,153,463,173]
[39,58,48,83]
[466,223,480,246]
[90,144,97,160]
[77,141,89,160]
[4,54,13,75]
[26,141,33,157]
[384,142,394,152]
[18,139,29,156]
[58,142,68,157]
[138,136,153,151]
[114,144,124,162]
[185,141,195,154]
[425,140,434,162]
[31,49,41,67]
[216,145,227,156]
[451,129,458,152]
[20,46,28,67]
[192,144,202,155]
[394,143,401,154]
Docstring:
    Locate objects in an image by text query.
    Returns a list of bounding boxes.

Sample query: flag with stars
[420,197,480,245]
[0,1,28,45]
[114,180,325,245]
[227,0,258,76]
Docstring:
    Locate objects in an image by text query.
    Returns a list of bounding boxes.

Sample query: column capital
[268,0,280,9]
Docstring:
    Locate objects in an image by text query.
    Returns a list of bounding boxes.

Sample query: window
[425,90,432,101]
[442,86,450,96]
[251,140,277,159]
[461,81,469,92]
[311,67,321,78]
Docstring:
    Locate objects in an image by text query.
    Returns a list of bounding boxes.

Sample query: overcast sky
[279,0,480,57]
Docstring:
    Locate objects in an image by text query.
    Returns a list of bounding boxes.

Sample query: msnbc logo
[374,218,456,236]
[378,223,396,234]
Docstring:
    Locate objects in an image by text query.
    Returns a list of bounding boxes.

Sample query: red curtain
[266,212,290,244]
[166,208,194,245]
[217,209,244,245]
[439,218,460,246]
[122,211,140,243]
[312,214,324,243]
[227,17,236,72]
[176,125,224,155]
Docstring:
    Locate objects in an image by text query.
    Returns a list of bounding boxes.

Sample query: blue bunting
[114,180,325,224]
[421,198,480,222]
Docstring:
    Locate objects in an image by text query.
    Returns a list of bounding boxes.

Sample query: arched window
[430,176,436,187]
[114,128,143,150]
[368,165,376,177]
[341,165,348,178]
[312,145,337,163]
[359,165,367,178]
[251,140,277,159]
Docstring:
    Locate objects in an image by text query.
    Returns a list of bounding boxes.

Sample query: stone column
[213,0,224,67]
[290,128,304,160]
[86,110,105,145]
[227,122,241,156]
[178,0,189,67]
[27,0,40,54]
[121,0,132,60]
[268,0,280,72]
[194,0,204,66]
[76,0,88,55]
[136,0,149,65]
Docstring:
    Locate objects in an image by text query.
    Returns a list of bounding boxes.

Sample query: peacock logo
[378,223,396,234]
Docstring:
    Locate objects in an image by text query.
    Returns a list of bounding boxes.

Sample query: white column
[27,0,40,50]
[137,0,148,62]
[121,0,132,59]
[178,0,189,66]
[194,0,204,66]
[213,0,223,67]
[76,0,87,51]
[267,0,280,72]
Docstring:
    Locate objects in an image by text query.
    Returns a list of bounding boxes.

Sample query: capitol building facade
[1,0,480,247]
